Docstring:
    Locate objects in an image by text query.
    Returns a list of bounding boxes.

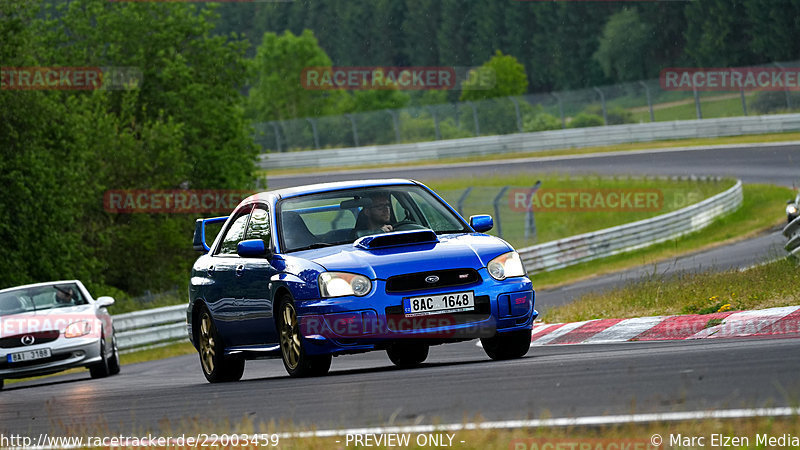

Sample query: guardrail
[114,304,187,352]
[258,114,800,170]
[783,216,800,258]
[518,180,743,273]
[114,180,743,350]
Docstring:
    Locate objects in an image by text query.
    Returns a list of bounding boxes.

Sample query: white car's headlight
[319,272,372,298]
[787,205,798,215]
[64,320,92,338]
[487,251,526,280]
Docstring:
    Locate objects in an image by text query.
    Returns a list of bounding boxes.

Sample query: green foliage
[568,113,604,128]
[593,9,651,82]
[460,51,529,102]
[523,112,562,133]
[583,105,635,125]
[247,29,346,121]
[750,91,800,115]
[0,0,257,296]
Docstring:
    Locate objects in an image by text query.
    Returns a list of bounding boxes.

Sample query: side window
[245,205,271,245]
[216,208,252,255]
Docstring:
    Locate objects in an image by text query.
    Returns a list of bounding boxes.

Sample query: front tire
[386,342,429,368]
[277,295,331,377]
[198,309,245,383]
[481,329,532,360]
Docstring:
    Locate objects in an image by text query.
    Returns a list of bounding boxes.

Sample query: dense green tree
[593,9,651,82]
[684,0,754,66]
[460,51,529,101]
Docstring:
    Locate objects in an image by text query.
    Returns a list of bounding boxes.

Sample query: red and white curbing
[524,305,800,346]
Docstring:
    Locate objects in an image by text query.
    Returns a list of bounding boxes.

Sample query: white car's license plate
[7,348,52,364]
[403,291,475,317]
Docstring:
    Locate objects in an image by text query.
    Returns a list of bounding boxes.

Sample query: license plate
[7,348,52,364]
[403,291,475,317]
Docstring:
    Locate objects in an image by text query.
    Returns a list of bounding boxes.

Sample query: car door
[236,204,279,345]
[205,206,252,344]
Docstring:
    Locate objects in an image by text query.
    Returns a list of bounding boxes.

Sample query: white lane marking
[690,305,800,339]
[738,256,785,272]
[583,316,666,344]
[278,407,800,438]
[530,321,591,346]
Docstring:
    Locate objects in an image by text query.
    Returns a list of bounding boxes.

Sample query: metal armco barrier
[259,114,800,170]
[114,304,187,351]
[115,180,743,350]
[518,180,743,273]
[783,216,800,258]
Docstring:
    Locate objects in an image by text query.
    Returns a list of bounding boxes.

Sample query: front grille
[0,331,60,349]
[385,268,481,293]
[385,295,491,330]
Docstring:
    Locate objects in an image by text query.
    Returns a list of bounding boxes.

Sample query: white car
[0,280,120,390]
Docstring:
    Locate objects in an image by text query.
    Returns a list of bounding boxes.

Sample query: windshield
[0,283,88,317]
[278,185,468,252]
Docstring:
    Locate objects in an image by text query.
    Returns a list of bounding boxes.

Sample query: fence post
[345,114,359,147]
[270,121,282,153]
[466,101,480,136]
[552,93,565,129]
[387,110,401,143]
[427,106,441,140]
[510,97,523,132]
[492,186,509,239]
[740,85,748,116]
[774,62,793,110]
[594,87,608,125]
[306,118,320,149]
[693,86,703,119]
[639,81,655,122]
[456,187,472,217]
[524,181,542,241]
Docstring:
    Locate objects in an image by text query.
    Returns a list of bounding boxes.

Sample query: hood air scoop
[354,229,439,250]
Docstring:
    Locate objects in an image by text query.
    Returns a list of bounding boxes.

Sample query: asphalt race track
[2,143,799,437]
[266,142,800,188]
[2,338,799,436]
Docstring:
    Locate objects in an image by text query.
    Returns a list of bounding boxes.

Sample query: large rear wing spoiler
[192,216,229,252]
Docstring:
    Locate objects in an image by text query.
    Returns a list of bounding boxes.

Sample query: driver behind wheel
[354,192,394,238]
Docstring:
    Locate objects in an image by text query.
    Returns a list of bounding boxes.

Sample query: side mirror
[469,215,494,233]
[237,239,268,258]
[96,296,115,308]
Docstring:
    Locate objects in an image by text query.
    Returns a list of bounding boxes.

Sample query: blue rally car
[188,179,537,382]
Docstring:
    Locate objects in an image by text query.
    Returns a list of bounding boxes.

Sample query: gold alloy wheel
[279,302,301,370]
[199,313,215,374]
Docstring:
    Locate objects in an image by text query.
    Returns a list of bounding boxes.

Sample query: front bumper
[0,337,102,379]
[295,270,536,355]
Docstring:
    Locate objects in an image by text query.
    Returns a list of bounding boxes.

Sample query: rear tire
[386,342,429,368]
[197,308,245,383]
[277,295,331,377]
[481,329,532,360]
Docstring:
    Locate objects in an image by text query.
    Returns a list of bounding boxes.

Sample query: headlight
[64,320,92,338]
[487,251,526,280]
[787,205,798,215]
[319,272,372,298]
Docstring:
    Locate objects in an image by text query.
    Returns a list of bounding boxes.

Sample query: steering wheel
[392,220,426,231]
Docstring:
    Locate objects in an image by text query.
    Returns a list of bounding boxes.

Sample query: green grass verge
[428,175,731,250]
[631,95,753,122]
[532,184,793,290]
[261,131,800,177]
[544,257,799,324]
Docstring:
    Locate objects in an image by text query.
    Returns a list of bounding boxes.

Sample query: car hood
[296,233,513,279]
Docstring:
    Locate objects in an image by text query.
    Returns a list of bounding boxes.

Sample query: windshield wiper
[292,240,353,252]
